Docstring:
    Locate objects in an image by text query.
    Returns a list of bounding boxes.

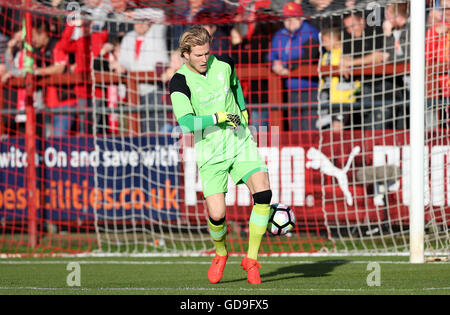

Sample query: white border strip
[0,286,449,293]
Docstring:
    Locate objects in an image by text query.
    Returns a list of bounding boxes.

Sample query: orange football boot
[208,254,228,284]
[241,256,262,284]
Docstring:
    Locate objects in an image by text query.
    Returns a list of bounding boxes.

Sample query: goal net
[0,0,448,257]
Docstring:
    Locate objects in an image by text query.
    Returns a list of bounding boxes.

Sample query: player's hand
[215,111,241,128]
[241,109,249,126]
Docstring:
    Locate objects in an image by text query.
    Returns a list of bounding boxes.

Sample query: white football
[267,203,295,236]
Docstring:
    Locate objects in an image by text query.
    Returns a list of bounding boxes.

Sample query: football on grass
[267,203,295,236]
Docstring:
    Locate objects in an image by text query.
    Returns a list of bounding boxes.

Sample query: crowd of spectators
[0,0,448,136]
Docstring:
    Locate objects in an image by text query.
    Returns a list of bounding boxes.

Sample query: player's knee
[252,190,272,205]
[209,216,226,226]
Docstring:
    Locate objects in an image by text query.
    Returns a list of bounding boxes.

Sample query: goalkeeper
[169,26,272,285]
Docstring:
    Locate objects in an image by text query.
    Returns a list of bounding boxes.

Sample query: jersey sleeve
[53,47,69,66]
[177,113,216,133]
[231,71,246,111]
[169,73,195,120]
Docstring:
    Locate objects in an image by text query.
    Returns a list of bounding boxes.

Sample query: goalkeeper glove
[214,111,241,128]
[241,109,249,126]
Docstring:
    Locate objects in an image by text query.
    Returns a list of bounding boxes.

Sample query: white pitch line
[0,286,449,293]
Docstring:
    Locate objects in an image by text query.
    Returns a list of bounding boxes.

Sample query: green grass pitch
[0,256,449,295]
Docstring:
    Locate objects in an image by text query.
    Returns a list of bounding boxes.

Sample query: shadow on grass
[260,259,349,284]
[221,260,349,284]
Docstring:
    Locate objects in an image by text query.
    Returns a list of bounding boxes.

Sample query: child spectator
[319,27,361,132]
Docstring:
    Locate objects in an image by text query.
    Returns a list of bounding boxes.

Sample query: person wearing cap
[269,1,320,131]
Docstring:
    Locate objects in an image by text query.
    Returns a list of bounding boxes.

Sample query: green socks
[247,203,270,260]
[208,202,270,259]
[208,218,228,257]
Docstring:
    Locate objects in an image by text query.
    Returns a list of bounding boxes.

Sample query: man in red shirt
[54,19,108,135]
[426,0,450,99]
[425,0,450,128]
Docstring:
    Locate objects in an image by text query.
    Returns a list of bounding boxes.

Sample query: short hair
[179,26,211,58]
[343,11,364,21]
[33,17,51,34]
[387,2,410,18]
[110,35,123,48]
[321,27,342,41]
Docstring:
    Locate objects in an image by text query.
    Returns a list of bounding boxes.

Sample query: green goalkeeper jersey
[169,54,250,168]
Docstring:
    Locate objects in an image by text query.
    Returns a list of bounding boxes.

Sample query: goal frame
[409,0,425,264]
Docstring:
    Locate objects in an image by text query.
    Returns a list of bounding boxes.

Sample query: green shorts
[199,133,268,198]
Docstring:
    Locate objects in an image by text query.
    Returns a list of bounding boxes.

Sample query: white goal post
[409,0,425,264]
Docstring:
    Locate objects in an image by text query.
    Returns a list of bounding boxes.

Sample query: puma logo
[306,146,361,206]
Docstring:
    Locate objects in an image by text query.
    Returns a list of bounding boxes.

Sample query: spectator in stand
[94,36,127,134]
[382,2,410,129]
[230,2,282,129]
[54,6,109,135]
[2,30,22,82]
[170,0,229,50]
[201,23,231,55]
[342,11,387,64]
[37,0,65,36]
[427,0,446,26]
[425,0,449,128]
[0,7,23,134]
[102,0,166,52]
[318,27,361,132]
[1,28,28,125]
[0,6,22,60]
[81,0,112,33]
[105,0,134,41]
[161,49,184,84]
[159,49,184,130]
[340,11,389,130]
[96,36,126,74]
[303,0,357,15]
[230,1,278,65]
[383,2,410,63]
[32,19,76,137]
[118,14,170,133]
[269,1,320,131]
[230,0,272,50]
